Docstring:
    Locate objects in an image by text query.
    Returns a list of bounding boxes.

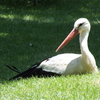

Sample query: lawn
[0,0,100,99]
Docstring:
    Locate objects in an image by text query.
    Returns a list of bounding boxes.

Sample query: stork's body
[6,18,98,80]
[40,53,82,75]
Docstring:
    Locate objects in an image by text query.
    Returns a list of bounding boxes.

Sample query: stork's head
[74,18,90,33]
[56,18,90,52]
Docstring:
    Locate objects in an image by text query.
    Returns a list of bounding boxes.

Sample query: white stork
[6,18,98,80]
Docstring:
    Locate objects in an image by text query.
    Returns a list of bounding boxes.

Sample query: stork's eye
[79,23,84,27]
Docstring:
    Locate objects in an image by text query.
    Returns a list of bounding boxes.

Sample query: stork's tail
[6,59,61,80]
[5,65,21,73]
[5,62,42,80]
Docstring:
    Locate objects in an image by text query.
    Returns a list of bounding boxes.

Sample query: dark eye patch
[78,22,84,27]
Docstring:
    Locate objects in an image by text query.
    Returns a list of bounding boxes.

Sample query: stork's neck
[80,30,89,52]
[80,31,98,73]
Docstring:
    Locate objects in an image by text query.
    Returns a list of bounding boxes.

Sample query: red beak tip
[55,49,58,52]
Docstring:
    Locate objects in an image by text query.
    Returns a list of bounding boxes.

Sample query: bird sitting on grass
[6,18,98,80]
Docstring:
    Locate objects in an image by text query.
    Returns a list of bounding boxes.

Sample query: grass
[0,74,100,100]
[0,0,100,99]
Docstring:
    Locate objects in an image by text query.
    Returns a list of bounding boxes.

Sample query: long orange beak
[56,28,79,52]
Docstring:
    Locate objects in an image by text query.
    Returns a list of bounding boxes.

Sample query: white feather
[39,53,84,75]
[38,18,98,75]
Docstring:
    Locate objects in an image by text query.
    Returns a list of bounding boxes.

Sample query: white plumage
[40,54,82,75]
[39,18,98,75]
[7,18,99,80]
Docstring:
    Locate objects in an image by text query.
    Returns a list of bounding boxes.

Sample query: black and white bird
[6,18,98,80]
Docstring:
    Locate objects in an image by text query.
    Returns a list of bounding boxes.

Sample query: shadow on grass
[0,0,100,82]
